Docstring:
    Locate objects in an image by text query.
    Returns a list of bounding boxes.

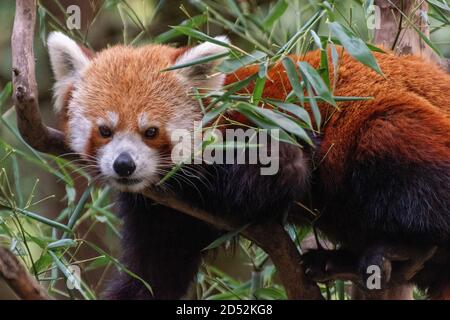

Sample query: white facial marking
[96,111,119,128]
[107,111,119,128]
[138,112,150,131]
[67,98,92,154]
[98,132,158,192]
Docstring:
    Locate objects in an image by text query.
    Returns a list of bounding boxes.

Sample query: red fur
[225,48,450,184]
[225,48,450,297]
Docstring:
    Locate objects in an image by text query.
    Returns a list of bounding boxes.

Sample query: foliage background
[0,0,450,299]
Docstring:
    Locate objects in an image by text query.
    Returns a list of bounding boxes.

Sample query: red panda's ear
[173,36,230,91]
[47,32,92,114]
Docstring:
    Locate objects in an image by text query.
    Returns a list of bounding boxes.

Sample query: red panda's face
[48,32,228,192]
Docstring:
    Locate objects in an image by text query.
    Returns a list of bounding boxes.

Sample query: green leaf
[15,208,72,233]
[209,73,259,107]
[330,43,339,89]
[298,61,336,106]
[225,0,245,21]
[310,30,322,50]
[38,6,47,46]
[48,251,96,300]
[336,280,346,300]
[201,103,230,125]
[0,82,12,114]
[154,15,207,44]
[104,0,121,10]
[263,0,288,29]
[320,1,336,22]
[427,0,450,12]
[305,81,322,132]
[34,253,53,274]
[281,57,305,106]
[252,77,266,105]
[269,101,313,129]
[47,239,77,249]
[162,51,229,71]
[319,47,331,88]
[217,51,267,73]
[236,102,313,146]
[83,240,153,296]
[255,287,287,300]
[276,10,324,56]
[203,224,249,251]
[85,255,110,271]
[65,185,76,206]
[329,22,383,75]
[171,26,231,48]
[64,186,92,236]
[234,105,299,145]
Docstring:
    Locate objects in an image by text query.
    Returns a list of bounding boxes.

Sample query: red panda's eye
[99,125,113,138]
[144,127,158,139]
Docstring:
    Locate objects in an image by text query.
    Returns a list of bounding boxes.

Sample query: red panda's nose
[113,152,136,177]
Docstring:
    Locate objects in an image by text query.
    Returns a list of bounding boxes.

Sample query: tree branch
[0,247,51,300]
[10,0,323,300]
[12,0,72,155]
[143,189,323,300]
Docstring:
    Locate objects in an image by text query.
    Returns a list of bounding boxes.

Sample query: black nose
[113,152,136,177]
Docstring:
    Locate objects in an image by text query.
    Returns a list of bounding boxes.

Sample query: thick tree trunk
[374,0,449,69]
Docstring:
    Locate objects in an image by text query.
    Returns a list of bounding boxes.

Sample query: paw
[301,250,334,282]
[301,249,357,283]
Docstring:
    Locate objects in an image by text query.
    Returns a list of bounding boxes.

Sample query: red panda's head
[48,32,229,192]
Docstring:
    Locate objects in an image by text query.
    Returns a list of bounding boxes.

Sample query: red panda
[47,31,310,299]
[226,49,450,300]
[47,31,450,300]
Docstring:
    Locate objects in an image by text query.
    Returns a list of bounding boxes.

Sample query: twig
[142,189,323,300]
[0,247,51,300]
[12,0,72,156]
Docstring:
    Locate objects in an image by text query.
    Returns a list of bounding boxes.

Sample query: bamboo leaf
[329,22,383,75]
[282,57,305,106]
[163,51,229,71]
[203,224,249,251]
[154,15,207,44]
[47,239,77,249]
[269,100,313,129]
[217,51,267,73]
[263,0,288,29]
[236,102,313,146]
[298,61,336,106]
[171,26,231,48]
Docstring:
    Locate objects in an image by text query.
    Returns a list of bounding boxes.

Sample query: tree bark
[12,0,72,156]
[0,247,51,300]
[374,0,449,70]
